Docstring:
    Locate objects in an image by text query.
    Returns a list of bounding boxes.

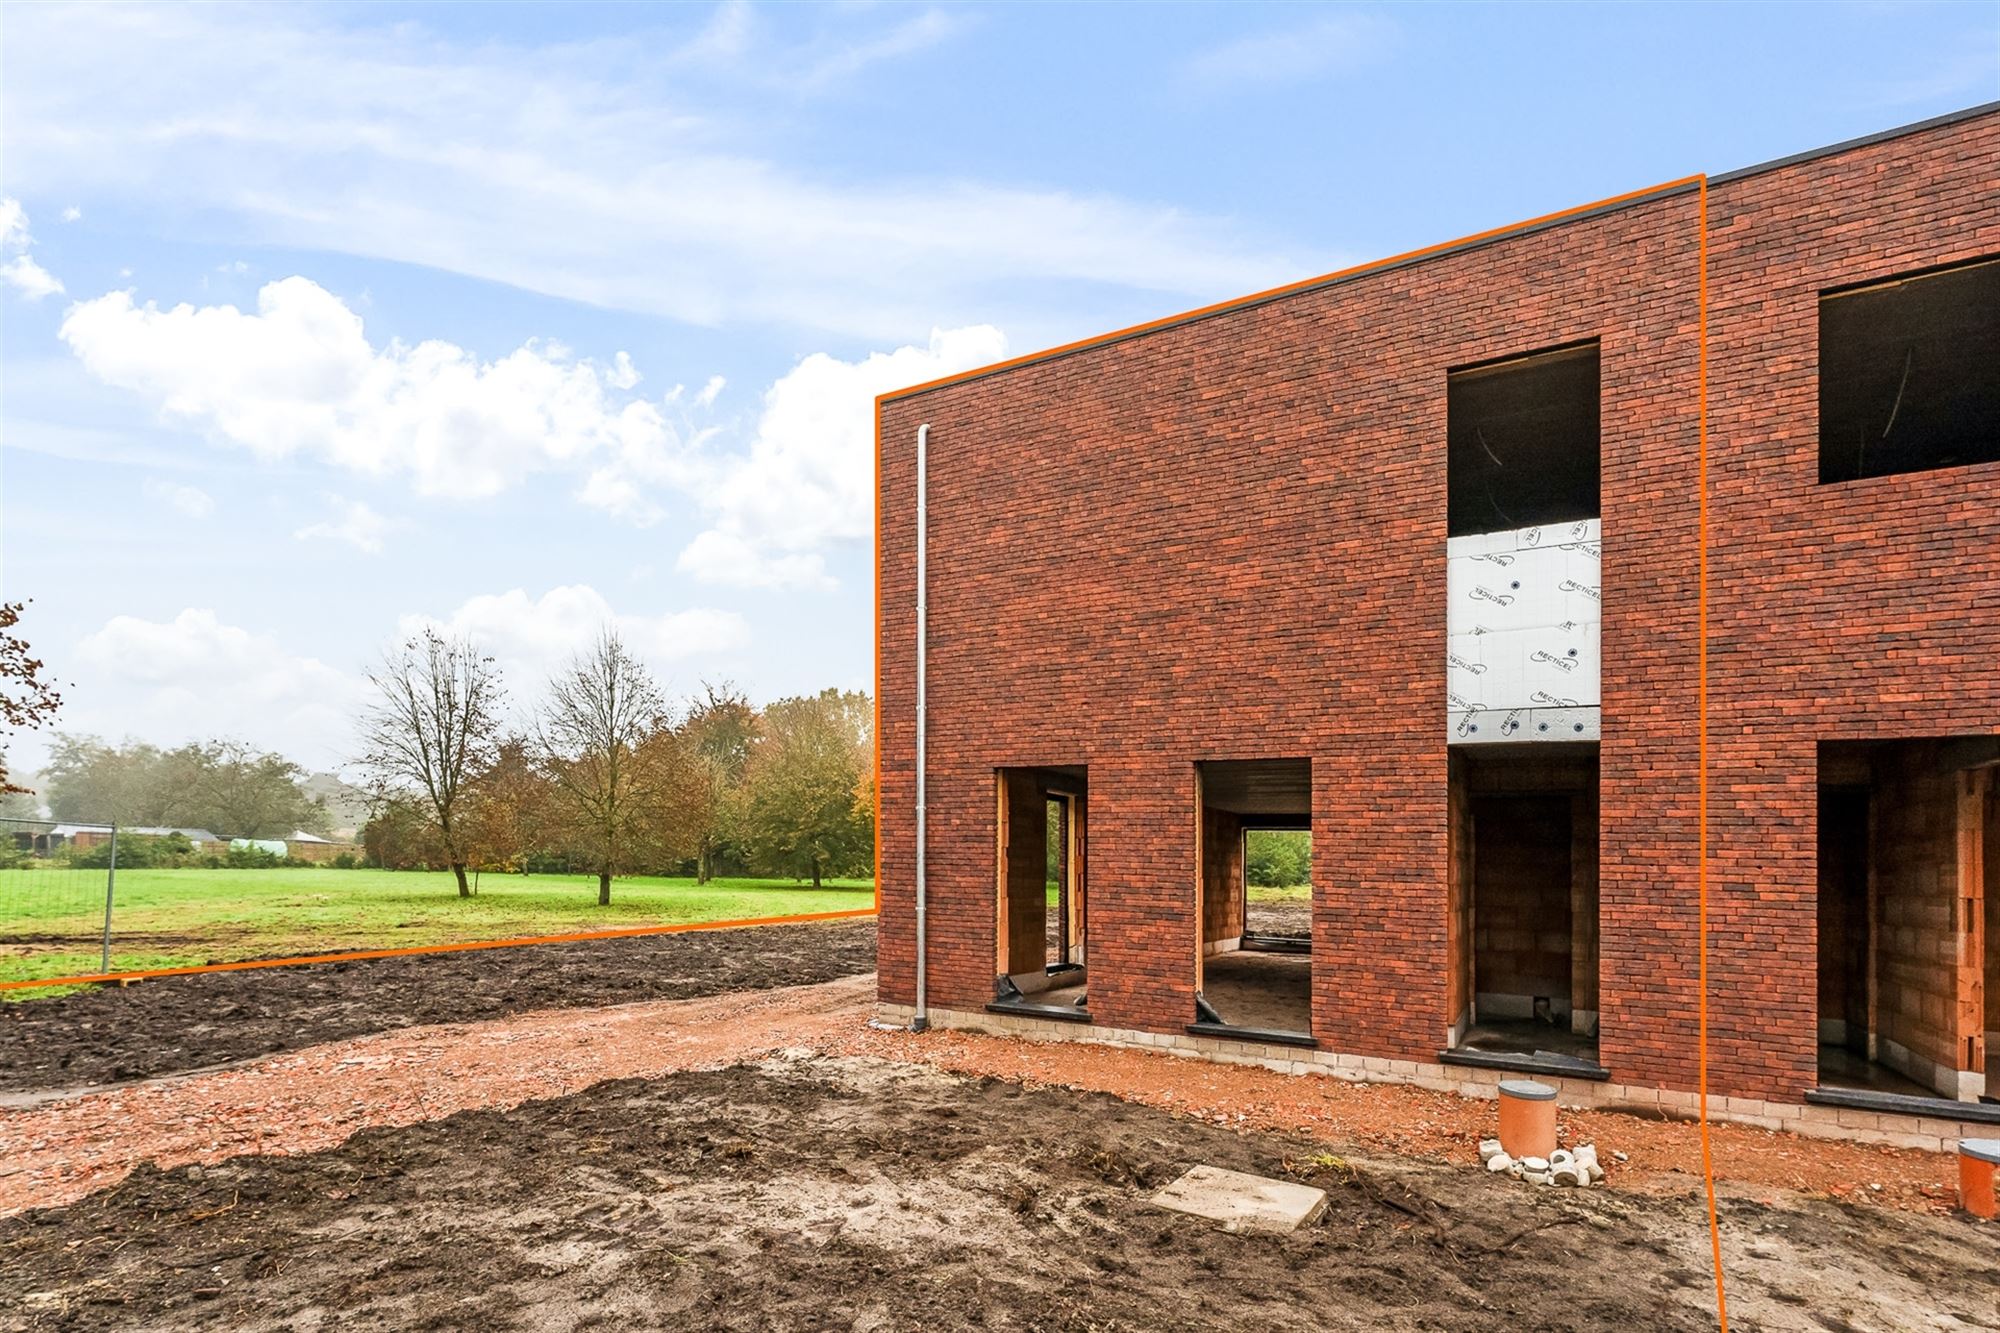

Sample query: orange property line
[877,173,1705,405]
[0,907,879,994]
[1694,174,1729,1332]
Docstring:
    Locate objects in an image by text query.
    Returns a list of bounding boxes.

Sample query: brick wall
[1571,787,1600,1026]
[879,108,2000,1103]
[1702,112,2000,1099]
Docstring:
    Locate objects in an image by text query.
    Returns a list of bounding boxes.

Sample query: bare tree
[537,629,668,906]
[359,629,504,897]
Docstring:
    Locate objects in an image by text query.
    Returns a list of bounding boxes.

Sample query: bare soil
[0,921,876,1094]
[3,1055,1993,1332]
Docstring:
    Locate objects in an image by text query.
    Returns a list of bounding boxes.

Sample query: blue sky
[1,1,1995,779]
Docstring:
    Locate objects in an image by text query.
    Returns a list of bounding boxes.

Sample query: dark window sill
[1186,1022,1318,1049]
[1805,1085,2000,1125]
[1439,1047,1610,1081]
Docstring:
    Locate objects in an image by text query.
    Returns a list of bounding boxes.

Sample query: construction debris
[1481,1136,1604,1188]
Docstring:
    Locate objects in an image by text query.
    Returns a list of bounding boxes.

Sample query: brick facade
[876,108,2000,1108]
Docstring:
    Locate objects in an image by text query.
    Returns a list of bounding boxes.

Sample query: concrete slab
[1149,1165,1328,1233]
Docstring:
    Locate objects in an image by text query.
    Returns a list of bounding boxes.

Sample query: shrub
[1245,829,1311,888]
[330,852,358,870]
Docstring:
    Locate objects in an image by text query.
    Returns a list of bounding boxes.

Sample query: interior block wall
[1471,795,1574,1011]
[879,108,2000,1103]
[1869,744,1971,1094]
[1199,806,1244,950]
[998,771,1047,977]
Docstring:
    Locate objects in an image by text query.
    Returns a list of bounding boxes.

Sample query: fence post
[101,825,117,974]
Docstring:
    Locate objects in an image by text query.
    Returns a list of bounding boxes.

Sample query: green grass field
[0,867,874,990]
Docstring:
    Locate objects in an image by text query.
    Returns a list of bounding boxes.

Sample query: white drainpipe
[913,423,931,1032]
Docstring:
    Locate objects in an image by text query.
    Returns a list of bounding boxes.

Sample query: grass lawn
[0,867,874,989]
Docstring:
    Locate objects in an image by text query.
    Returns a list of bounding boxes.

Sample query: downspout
[912,423,931,1033]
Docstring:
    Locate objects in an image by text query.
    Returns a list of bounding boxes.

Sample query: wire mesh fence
[1,817,117,983]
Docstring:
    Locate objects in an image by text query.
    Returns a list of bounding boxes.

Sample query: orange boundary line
[1695,175,1730,1331]
[877,175,1703,406]
[0,907,878,993]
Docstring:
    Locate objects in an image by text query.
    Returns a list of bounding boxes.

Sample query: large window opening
[1445,745,1603,1077]
[1243,827,1311,946]
[1816,740,1991,1104]
[1819,256,2000,484]
[1447,342,1600,538]
[1193,759,1312,1044]
[992,766,1089,1020]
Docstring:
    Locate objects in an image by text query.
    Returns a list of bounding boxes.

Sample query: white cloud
[398,585,751,691]
[0,5,1310,341]
[70,609,366,765]
[676,324,1005,589]
[1187,13,1395,88]
[294,494,390,554]
[60,205,81,222]
[675,530,833,592]
[793,9,970,93]
[1,255,64,300]
[57,265,1010,578]
[0,197,63,299]
[142,476,215,518]
[59,276,684,504]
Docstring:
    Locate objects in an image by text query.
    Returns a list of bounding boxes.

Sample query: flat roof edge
[880,99,2000,407]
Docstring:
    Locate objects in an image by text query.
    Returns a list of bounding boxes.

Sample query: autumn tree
[742,689,873,888]
[538,629,674,905]
[463,735,553,874]
[359,628,504,897]
[0,601,63,795]
[362,796,441,870]
[680,680,758,883]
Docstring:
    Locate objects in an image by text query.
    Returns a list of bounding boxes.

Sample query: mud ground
[0,921,876,1094]
[3,1056,1993,1333]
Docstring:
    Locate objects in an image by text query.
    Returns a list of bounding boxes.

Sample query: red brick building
[874,104,2000,1149]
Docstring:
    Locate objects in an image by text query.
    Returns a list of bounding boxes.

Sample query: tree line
[34,737,337,838]
[16,623,875,903]
[358,629,872,902]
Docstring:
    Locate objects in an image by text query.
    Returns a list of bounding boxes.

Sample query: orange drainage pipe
[0,907,879,994]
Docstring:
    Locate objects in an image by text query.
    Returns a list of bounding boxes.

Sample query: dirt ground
[0,920,876,1094]
[4,1055,1995,1333]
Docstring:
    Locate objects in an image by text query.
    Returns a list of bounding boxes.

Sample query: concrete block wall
[1869,745,1974,1095]
[877,106,2000,1109]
